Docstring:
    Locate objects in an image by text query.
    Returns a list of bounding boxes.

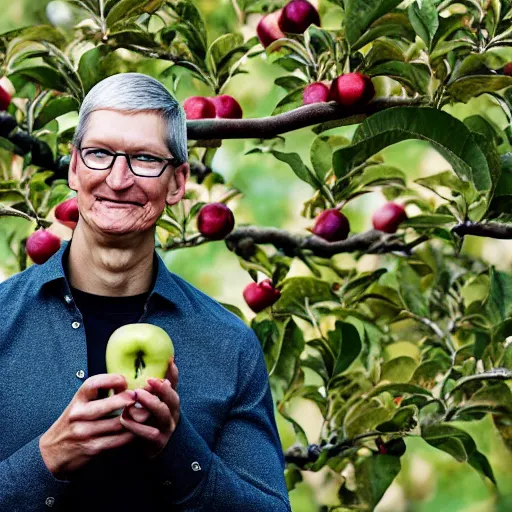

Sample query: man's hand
[39,374,138,481]
[120,356,180,459]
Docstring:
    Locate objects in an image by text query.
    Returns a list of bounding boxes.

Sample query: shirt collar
[35,238,183,308]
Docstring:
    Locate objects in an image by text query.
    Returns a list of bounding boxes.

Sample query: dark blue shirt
[0,239,290,511]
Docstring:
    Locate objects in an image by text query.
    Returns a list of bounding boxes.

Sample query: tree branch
[452,221,512,239]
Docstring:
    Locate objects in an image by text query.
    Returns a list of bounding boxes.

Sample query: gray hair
[72,73,188,165]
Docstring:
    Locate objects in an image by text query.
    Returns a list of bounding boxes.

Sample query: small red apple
[55,197,79,230]
[243,279,281,313]
[504,62,512,76]
[211,95,243,119]
[372,202,408,233]
[26,229,61,264]
[0,85,11,111]
[197,202,235,240]
[183,96,216,120]
[257,10,285,48]
[329,73,375,107]
[278,0,320,34]
[303,82,330,105]
[311,209,350,242]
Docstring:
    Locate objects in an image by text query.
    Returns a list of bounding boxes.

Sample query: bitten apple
[257,10,285,48]
[26,229,61,264]
[311,209,350,242]
[303,82,330,105]
[55,197,79,230]
[243,279,281,313]
[197,202,235,240]
[278,0,320,34]
[105,323,175,390]
[329,73,375,107]
[183,96,216,120]
[372,202,408,233]
[211,95,243,119]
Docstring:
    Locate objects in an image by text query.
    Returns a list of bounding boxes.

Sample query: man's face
[68,109,188,236]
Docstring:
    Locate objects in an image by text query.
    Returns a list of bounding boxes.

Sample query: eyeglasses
[78,146,179,178]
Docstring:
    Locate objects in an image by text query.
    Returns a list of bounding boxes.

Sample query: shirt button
[45,496,55,507]
[191,461,201,472]
[64,295,72,303]
[76,370,85,379]
[72,321,80,329]
[162,480,172,486]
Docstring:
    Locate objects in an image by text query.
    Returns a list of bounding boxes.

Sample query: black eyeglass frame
[78,146,180,178]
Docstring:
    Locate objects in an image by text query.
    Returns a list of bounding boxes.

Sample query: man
[0,73,291,511]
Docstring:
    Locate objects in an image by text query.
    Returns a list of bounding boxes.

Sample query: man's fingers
[70,391,136,421]
[78,374,128,402]
[125,404,151,423]
[165,358,179,390]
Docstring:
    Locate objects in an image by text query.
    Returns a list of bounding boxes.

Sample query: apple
[183,96,216,120]
[197,202,235,240]
[211,95,243,119]
[311,208,350,242]
[105,323,175,391]
[55,197,79,230]
[329,73,375,107]
[243,279,281,313]
[303,82,330,105]
[26,229,61,264]
[278,0,320,34]
[257,10,285,48]
[372,202,408,233]
[0,84,11,111]
[504,62,512,76]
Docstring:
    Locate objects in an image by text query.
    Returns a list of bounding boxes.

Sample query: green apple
[106,323,175,390]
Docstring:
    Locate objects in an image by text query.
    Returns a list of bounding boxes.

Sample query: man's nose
[105,155,135,189]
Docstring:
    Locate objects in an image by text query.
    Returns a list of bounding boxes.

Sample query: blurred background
[1,1,512,510]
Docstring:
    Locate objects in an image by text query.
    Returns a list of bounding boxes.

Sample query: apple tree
[1,0,512,509]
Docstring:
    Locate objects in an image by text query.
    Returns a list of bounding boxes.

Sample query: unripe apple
[504,62,512,76]
[311,209,350,242]
[0,84,11,111]
[54,196,79,230]
[211,95,243,119]
[183,96,216,120]
[257,10,285,48]
[243,279,281,313]
[26,229,61,264]
[197,202,235,240]
[303,82,330,105]
[372,202,408,233]
[329,73,375,107]
[278,0,320,34]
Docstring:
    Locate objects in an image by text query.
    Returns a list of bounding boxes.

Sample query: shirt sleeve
[148,330,291,511]
[0,434,71,511]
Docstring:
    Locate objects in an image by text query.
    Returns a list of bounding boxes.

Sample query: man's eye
[86,149,110,158]
[134,154,161,162]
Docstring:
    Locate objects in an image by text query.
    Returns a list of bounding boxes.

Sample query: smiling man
[0,73,291,511]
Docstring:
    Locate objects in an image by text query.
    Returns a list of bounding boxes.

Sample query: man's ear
[68,146,79,192]
[166,162,189,206]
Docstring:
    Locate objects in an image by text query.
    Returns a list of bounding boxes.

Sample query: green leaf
[310,135,349,182]
[206,33,244,75]
[8,65,69,94]
[171,0,208,61]
[414,169,479,205]
[34,97,79,130]
[400,214,457,228]
[344,0,403,46]
[107,29,160,50]
[271,87,304,115]
[483,267,512,324]
[0,25,66,54]
[352,14,415,51]
[364,39,405,68]
[408,0,439,49]
[377,405,418,433]
[380,356,418,383]
[452,47,512,79]
[274,76,308,92]
[365,382,432,400]
[77,45,112,95]
[344,402,393,438]
[447,75,512,103]
[367,61,430,94]
[329,321,362,378]
[332,107,492,195]
[397,262,430,318]
[106,0,165,27]
[271,317,305,388]
[269,150,322,189]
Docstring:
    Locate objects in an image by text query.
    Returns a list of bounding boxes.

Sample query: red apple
[372,202,408,233]
[311,209,350,242]
[504,62,512,76]
[183,96,216,120]
[0,85,11,111]
[243,279,281,313]
[329,73,375,107]
[303,82,330,105]
[211,95,243,119]
[197,202,235,240]
[55,197,79,230]
[278,0,320,34]
[26,229,61,264]
[257,10,285,48]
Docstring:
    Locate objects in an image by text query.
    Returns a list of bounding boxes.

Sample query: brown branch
[186,97,422,140]
[452,221,512,239]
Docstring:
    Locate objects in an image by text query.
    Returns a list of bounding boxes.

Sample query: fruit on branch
[278,0,320,34]
[26,229,61,264]
[504,63,512,76]
[54,197,79,230]
[257,10,285,48]
[0,84,11,111]
[329,72,375,107]
[310,208,350,242]
[303,82,330,105]
[211,95,243,119]
[372,202,408,233]
[243,279,281,313]
[183,96,216,120]
[197,202,235,240]
[106,323,175,390]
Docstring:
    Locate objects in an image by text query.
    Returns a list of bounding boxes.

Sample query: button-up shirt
[0,240,290,511]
